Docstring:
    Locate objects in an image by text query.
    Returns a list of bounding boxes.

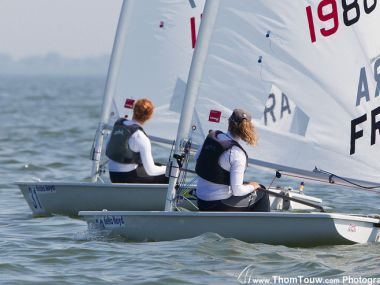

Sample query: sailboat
[80,0,380,246]
[16,0,320,216]
[16,0,206,216]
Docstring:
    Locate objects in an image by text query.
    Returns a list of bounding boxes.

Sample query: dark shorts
[109,165,169,184]
[197,188,270,212]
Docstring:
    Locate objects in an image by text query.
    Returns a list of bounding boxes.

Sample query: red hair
[133,99,154,123]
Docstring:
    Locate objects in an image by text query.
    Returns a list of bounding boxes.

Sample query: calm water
[0,76,379,284]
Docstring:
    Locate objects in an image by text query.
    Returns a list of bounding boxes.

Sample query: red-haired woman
[106,99,168,184]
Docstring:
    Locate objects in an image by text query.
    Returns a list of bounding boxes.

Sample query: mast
[164,0,221,211]
[90,0,135,182]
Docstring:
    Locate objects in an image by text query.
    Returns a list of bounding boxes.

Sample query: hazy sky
[0,0,123,59]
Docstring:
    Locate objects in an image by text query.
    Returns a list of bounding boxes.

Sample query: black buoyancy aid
[195,130,248,185]
[105,118,145,164]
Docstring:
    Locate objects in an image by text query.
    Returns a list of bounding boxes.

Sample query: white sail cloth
[191,0,380,184]
[91,0,205,180]
[107,0,205,143]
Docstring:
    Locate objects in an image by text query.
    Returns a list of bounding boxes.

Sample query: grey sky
[0,0,123,59]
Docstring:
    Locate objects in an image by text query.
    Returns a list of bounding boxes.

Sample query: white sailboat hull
[16,182,168,216]
[17,182,322,216]
[79,211,380,246]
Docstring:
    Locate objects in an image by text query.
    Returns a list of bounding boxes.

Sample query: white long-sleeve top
[108,120,166,176]
[195,131,255,201]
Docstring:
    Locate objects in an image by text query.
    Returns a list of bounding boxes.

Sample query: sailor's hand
[247,181,260,190]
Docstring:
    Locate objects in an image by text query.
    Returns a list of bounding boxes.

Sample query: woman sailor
[106,98,168,184]
[195,108,270,211]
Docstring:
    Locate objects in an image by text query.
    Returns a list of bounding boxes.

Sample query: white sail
[91,0,205,179]
[190,0,380,185]
[107,0,205,142]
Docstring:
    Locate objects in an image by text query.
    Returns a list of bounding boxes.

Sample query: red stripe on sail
[190,17,197,49]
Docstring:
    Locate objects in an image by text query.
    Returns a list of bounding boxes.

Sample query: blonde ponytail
[228,119,258,146]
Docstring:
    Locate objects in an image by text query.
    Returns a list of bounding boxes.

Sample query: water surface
[1,76,379,284]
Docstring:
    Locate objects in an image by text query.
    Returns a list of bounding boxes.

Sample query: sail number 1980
[306,0,378,43]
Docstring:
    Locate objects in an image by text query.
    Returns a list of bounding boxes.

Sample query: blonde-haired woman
[195,109,270,211]
[106,98,168,183]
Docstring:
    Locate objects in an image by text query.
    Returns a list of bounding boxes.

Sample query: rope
[314,167,380,190]
[281,171,380,195]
